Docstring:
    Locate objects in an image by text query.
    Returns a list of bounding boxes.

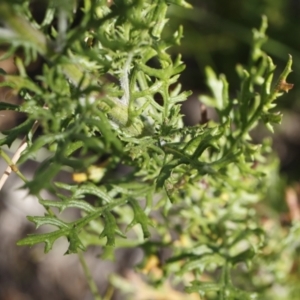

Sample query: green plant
[0,1,298,299]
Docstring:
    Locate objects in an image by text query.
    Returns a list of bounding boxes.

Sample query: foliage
[0,1,298,299]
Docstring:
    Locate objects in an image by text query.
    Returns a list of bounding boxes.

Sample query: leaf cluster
[0,1,295,299]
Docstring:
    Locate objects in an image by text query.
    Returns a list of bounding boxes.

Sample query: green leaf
[19,133,69,164]
[72,183,114,203]
[201,66,227,110]
[180,253,225,275]
[25,161,62,194]
[28,216,70,229]
[17,228,69,253]
[99,210,126,247]
[127,199,154,239]
[66,228,86,254]
[0,118,34,147]
[39,199,96,213]
[230,247,256,266]
[0,102,21,111]
[0,75,42,94]
[156,158,182,188]
[18,199,127,253]
[167,0,193,9]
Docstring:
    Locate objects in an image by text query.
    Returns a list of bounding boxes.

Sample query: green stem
[219,261,231,300]
[103,285,114,300]
[78,251,102,300]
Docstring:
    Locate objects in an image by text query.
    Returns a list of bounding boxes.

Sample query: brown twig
[285,187,300,222]
[0,119,39,190]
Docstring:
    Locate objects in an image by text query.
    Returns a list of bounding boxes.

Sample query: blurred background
[1,0,300,299]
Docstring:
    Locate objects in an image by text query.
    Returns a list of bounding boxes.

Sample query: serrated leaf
[0,118,34,147]
[17,199,127,253]
[92,110,123,151]
[261,112,282,125]
[180,253,225,274]
[183,127,223,159]
[99,210,126,247]
[27,216,70,229]
[169,90,192,103]
[73,183,113,203]
[54,182,114,203]
[127,199,154,239]
[66,228,86,254]
[39,199,96,213]
[156,158,182,188]
[74,198,128,230]
[203,66,226,110]
[17,228,69,253]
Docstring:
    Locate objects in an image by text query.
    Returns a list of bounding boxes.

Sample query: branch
[0,120,39,190]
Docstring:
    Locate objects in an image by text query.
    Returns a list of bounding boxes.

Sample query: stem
[219,261,231,300]
[103,285,114,300]
[0,120,39,190]
[78,251,102,300]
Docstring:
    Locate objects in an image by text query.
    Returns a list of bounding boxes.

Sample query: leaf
[0,75,42,94]
[17,228,69,253]
[17,198,127,253]
[183,126,223,159]
[185,281,222,294]
[28,216,70,229]
[168,0,193,8]
[72,183,114,203]
[202,66,227,110]
[169,90,192,103]
[39,199,96,213]
[66,228,86,254]
[99,210,126,247]
[127,199,154,239]
[180,253,225,275]
[0,102,21,111]
[24,161,62,194]
[156,158,182,188]
[0,118,34,147]
[18,133,68,164]
[86,110,123,151]
[230,247,256,266]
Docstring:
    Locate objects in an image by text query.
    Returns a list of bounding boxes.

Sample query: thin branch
[0,120,39,190]
[78,251,102,300]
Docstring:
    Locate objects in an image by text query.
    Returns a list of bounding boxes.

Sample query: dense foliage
[0,1,299,299]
